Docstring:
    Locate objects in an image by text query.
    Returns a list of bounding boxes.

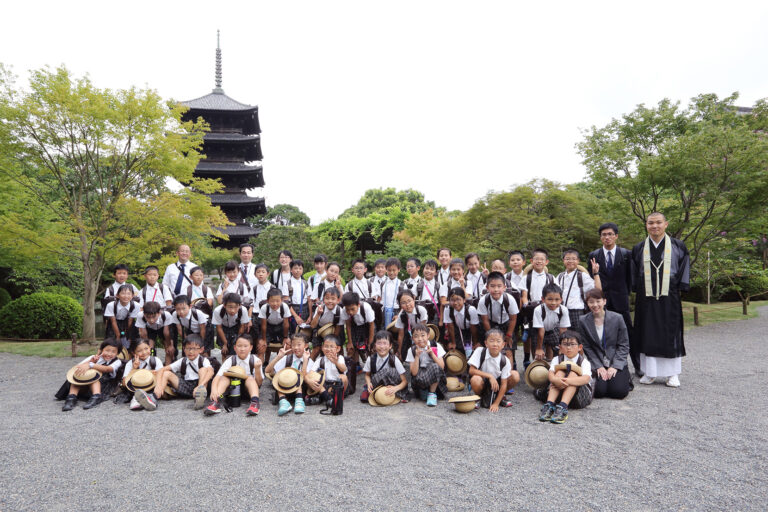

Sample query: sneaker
[129,397,143,411]
[359,386,370,402]
[134,390,157,411]
[539,403,555,421]
[306,396,321,406]
[278,398,293,416]
[550,405,568,424]
[82,394,101,410]
[294,397,306,414]
[505,387,515,396]
[666,375,680,388]
[114,392,131,404]
[193,385,207,410]
[400,397,409,404]
[500,398,513,408]
[204,401,222,415]
[246,402,260,416]
[639,375,655,385]
[62,395,77,412]
[426,392,437,407]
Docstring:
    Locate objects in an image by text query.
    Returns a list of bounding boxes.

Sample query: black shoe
[114,392,131,404]
[628,378,635,391]
[306,396,321,406]
[82,394,102,410]
[62,395,77,412]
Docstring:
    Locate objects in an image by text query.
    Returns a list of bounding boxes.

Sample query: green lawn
[682,300,767,331]
[0,341,99,358]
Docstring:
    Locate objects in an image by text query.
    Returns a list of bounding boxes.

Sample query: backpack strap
[577,271,585,304]
[319,357,325,371]
[332,306,340,326]
[479,347,487,370]
[230,355,237,366]
[250,354,255,375]
[540,303,547,322]
[318,282,326,301]
[416,280,424,299]
[526,272,532,293]
[180,357,187,377]
[369,353,378,375]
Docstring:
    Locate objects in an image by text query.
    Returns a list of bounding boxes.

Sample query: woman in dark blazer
[578,288,631,399]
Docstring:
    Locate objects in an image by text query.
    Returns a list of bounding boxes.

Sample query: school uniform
[162,260,196,298]
[311,278,341,303]
[339,301,376,350]
[505,271,528,295]
[346,277,381,300]
[465,271,487,301]
[286,276,311,322]
[103,299,140,341]
[415,278,441,323]
[438,277,468,301]
[103,281,140,300]
[217,353,261,379]
[405,343,448,397]
[443,304,480,350]
[403,276,422,293]
[468,346,512,408]
[308,272,327,293]
[135,311,172,348]
[55,355,123,401]
[138,283,173,310]
[172,309,210,351]
[122,355,162,376]
[308,354,346,383]
[249,281,275,341]
[363,353,407,399]
[531,304,571,349]
[271,269,292,294]
[211,304,250,352]
[259,302,291,344]
[271,353,310,401]
[557,269,595,328]
[311,305,343,346]
[545,353,593,409]
[369,274,386,290]
[168,355,211,397]
[476,293,520,340]
[216,279,253,308]
[437,268,451,288]
[238,262,257,287]
[526,270,555,303]
[394,306,429,360]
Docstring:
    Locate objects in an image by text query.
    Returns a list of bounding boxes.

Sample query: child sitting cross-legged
[205,334,263,416]
[538,330,593,424]
[264,332,312,416]
[361,330,408,403]
[468,329,519,412]
[405,323,447,407]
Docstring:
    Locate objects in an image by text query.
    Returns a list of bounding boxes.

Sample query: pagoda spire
[213,30,223,94]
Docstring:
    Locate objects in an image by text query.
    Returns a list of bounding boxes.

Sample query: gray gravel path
[1,308,767,511]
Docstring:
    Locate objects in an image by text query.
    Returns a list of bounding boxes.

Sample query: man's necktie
[174,263,185,295]
[606,252,613,272]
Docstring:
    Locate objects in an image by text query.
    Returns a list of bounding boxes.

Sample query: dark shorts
[534,381,593,409]
[264,323,284,345]
[411,362,448,397]
[349,323,369,351]
[173,377,199,398]
[567,309,583,331]
[542,329,560,350]
[480,377,503,408]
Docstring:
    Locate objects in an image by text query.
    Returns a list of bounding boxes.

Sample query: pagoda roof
[204,133,260,143]
[196,161,263,173]
[208,193,265,206]
[221,225,262,237]
[182,91,258,112]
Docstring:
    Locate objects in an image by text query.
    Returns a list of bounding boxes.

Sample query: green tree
[340,188,438,218]
[578,93,768,269]
[0,65,229,340]
[248,203,310,229]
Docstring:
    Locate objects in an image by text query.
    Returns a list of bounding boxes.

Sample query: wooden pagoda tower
[181,32,266,248]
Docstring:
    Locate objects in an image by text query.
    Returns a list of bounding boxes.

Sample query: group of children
[57,245,602,424]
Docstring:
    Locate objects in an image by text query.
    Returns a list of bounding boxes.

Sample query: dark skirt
[411,362,448,398]
[370,365,406,399]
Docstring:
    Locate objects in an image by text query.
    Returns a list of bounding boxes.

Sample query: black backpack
[449,303,472,330]
[483,294,512,327]
[228,354,256,376]
[477,347,507,373]
[180,355,205,377]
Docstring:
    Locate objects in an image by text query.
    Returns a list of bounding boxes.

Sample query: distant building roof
[208,193,265,206]
[204,133,260,143]
[196,161,263,172]
[182,91,257,112]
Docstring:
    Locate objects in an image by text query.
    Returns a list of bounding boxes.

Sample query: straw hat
[368,385,401,407]
[386,319,398,333]
[223,365,247,380]
[296,323,313,339]
[446,376,465,392]
[554,360,583,376]
[443,350,468,376]
[272,367,303,394]
[448,394,480,413]
[524,359,551,389]
[427,324,440,342]
[126,369,155,392]
[66,366,102,386]
[119,347,131,361]
[164,385,177,397]
[305,370,325,396]
[523,264,549,275]
[317,323,336,340]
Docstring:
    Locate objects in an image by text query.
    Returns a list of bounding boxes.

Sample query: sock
[250,396,260,405]
[545,401,555,407]
[92,393,101,399]
[558,401,568,410]
[295,392,304,399]
[67,394,77,399]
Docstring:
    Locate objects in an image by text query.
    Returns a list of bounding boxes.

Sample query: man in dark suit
[588,222,638,376]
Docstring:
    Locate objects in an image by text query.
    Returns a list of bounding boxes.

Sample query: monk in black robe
[631,212,690,387]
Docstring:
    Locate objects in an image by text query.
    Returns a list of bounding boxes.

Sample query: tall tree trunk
[81,267,99,342]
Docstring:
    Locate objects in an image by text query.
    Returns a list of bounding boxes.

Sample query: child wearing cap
[206,334,263,416]
[362,330,407,403]
[264,332,312,416]
[56,339,122,412]
[405,323,447,407]
[150,335,213,411]
[305,335,347,405]
[468,330,519,411]
[538,330,593,424]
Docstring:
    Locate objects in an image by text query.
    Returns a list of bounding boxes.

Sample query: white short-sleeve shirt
[286,277,310,305]
[103,300,140,321]
[217,354,261,378]
[172,310,209,333]
[439,278,468,300]
[557,270,595,311]
[532,304,571,331]
[405,343,446,367]
[139,283,173,308]
[308,355,346,382]
[271,353,309,373]
[311,279,342,302]
[346,278,381,300]
[259,303,291,325]
[416,278,440,302]
[216,280,253,305]
[312,305,342,327]
[468,347,512,380]
[380,278,402,310]
[211,305,250,327]
[465,271,486,298]
[169,355,211,380]
[527,271,553,302]
[550,354,592,376]
[103,281,140,299]
[394,306,428,330]
[135,311,172,330]
[79,355,122,378]
[442,304,480,328]
[339,301,376,326]
[476,293,520,324]
[122,355,161,375]
[162,261,196,297]
[363,353,406,374]
[252,281,274,306]
[505,271,527,292]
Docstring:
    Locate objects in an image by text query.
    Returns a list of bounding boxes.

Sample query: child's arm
[309,306,322,328]
[263,347,285,374]
[409,350,420,377]
[447,320,457,349]
[427,348,445,369]
[199,322,206,340]
[468,364,495,382]
[505,314,516,341]
[535,328,545,359]
[139,327,149,339]
[490,378,508,412]
[396,328,404,356]
[289,304,303,325]
[469,325,479,346]
[480,314,491,332]
[521,289,528,305]
[330,353,346,374]
[344,320,354,358]
[366,321,375,349]
[259,317,267,344]
[561,372,591,388]
[364,371,373,391]
[282,317,290,344]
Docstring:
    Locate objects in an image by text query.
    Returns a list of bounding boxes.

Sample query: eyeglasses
[600,233,616,237]
[560,342,578,347]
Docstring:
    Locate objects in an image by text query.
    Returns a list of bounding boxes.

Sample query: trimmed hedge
[0,292,83,339]
[0,288,10,310]
[41,285,82,301]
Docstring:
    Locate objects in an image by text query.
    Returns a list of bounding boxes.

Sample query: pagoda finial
[214,30,223,93]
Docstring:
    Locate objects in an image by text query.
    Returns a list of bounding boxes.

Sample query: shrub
[40,285,81,302]
[0,292,83,339]
[0,288,10,309]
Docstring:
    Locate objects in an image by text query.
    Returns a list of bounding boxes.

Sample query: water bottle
[227,379,242,408]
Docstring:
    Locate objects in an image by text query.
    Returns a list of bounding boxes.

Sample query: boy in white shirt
[171,295,210,356]
[346,259,381,301]
[311,261,344,305]
[305,335,348,404]
[468,330,519,411]
[212,293,250,357]
[436,248,452,288]
[102,263,140,304]
[557,249,600,328]
[403,257,422,292]
[264,333,311,416]
[307,254,328,294]
[538,330,593,424]
[416,259,441,325]
[285,259,311,327]
[138,265,173,310]
[308,287,343,358]
[57,339,122,411]
[369,258,387,289]
[215,261,253,310]
[477,272,520,370]
[443,288,480,354]
[259,288,292,365]
[205,334,263,416]
[464,253,487,304]
[149,335,212,411]
[405,323,447,406]
[532,283,571,361]
[135,301,173,362]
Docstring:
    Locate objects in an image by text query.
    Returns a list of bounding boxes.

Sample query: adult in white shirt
[163,245,196,298]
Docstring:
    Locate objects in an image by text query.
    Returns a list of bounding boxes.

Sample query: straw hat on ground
[305,370,325,396]
[446,376,465,392]
[448,395,481,413]
[443,350,468,376]
[317,323,336,340]
[524,359,551,389]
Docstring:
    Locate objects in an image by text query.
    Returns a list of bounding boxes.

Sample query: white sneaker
[129,397,143,411]
[639,375,655,385]
[666,375,680,387]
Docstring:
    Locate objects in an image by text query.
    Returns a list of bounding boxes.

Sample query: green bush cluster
[0,288,10,309]
[40,285,81,302]
[0,292,83,339]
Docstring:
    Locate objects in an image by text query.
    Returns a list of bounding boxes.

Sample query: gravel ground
[1,308,767,511]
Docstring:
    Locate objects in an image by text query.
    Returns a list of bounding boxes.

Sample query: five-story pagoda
[181,32,266,248]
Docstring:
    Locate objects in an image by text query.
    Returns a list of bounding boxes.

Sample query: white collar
[651,237,664,248]
[533,270,546,277]
[603,246,616,255]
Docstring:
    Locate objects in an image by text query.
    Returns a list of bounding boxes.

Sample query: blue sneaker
[277,398,292,416]
[426,392,437,407]
[293,397,306,414]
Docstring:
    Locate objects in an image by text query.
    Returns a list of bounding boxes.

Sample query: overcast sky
[3,1,767,223]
